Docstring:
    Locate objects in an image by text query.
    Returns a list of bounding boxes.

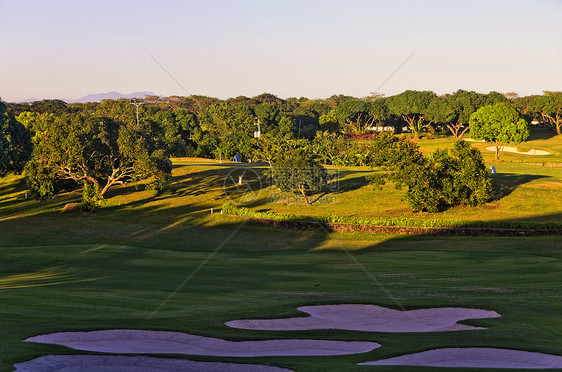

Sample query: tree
[503,92,519,100]
[335,97,374,134]
[429,140,492,208]
[25,112,171,203]
[368,134,492,212]
[425,96,456,137]
[469,103,529,160]
[318,110,339,132]
[269,142,328,205]
[151,109,198,156]
[254,103,294,140]
[531,94,562,135]
[197,102,257,160]
[0,101,32,177]
[368,98,389,128]
[386,90,436,139]
[425,90,506,141]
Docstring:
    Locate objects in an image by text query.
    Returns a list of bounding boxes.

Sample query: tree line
[0,90,559,211]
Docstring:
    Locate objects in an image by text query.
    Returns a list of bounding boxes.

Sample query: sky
[1,0,561,102]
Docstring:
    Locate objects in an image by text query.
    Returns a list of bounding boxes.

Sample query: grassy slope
[0,129,561,371]
[241,128,562,224]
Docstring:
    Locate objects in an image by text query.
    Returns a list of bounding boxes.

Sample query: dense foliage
[268,142,328,204]
[368,135,492,212]
[25,112,171,203]
[469,103,529,160]
[3,89,558,212]
[0,101,32,177]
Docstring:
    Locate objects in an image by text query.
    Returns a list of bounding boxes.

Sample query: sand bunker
[14,355,292,372]
[358,348,562,369]
[226,304,501,332]
[25,329,379,357]
[485,146,551,156]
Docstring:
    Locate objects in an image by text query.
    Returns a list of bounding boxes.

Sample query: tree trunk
[458,125,470,140]
[446,121,470,141]
[402,115,418,139]
[98,181,112,199]
[541,113,562,135]
[97,167,120,198]
[495,142,503,160]
[446,124,459,140]
[299,186,311,205]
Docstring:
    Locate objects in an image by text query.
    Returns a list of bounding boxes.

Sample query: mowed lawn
[0,129,561,371]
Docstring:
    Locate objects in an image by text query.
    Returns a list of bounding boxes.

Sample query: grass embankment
[0,128,561,371]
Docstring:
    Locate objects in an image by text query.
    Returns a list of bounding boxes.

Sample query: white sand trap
[358,348,562,369]
[13,355,293,372]
[485,146,551,156]
[226,304,501,332]
[24,329,379,357]
[465,138,487,142]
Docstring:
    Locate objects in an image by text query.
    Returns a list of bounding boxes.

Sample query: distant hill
[64,91,158,103]
[18,97,41,103]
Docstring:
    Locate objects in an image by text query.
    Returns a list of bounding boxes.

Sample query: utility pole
[254,117,261,138]
[130,99,143,130]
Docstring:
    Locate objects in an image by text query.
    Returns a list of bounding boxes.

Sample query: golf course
[1,130,561,371]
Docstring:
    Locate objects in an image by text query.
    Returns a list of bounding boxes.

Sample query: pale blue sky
[1,0,561,101]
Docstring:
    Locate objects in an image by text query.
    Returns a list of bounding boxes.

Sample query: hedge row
[222,202,562,233]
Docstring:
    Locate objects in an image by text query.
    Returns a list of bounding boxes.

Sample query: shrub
[368,137,492,212]
[268,145,328,205]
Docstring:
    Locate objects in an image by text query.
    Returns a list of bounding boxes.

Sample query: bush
[81,182,105,212]
[368,137,492,212]
[268,145,328,204]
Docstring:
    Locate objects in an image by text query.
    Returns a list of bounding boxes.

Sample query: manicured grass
[0,220,561,371]
[416,126,562,163]
[0,131,561,371]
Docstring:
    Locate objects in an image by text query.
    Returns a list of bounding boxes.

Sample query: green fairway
[1,131,561,371]
[0,219,561,371]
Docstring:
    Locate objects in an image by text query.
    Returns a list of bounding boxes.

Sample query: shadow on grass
[491,173,547,200]
[527,126,559,141]
[0,176,27,196]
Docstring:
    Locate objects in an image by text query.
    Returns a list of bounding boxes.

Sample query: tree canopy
[25,112,171,202]
[531,95,562,135]
[386,90,436,138]
[268,141,328,205]
[0,101,32,177]
[469,103,529,160]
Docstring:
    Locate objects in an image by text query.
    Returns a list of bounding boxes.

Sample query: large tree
[531,94,562,135]
[426,90,506,140]
[269,141,328,205]
[335,97,374,134]
[386,90,436,139]
[469,103,529,160]
[0,101,32,177]
[25,112,171,201]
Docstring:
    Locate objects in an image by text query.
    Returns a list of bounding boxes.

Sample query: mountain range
[64,91,158,103]
[17,91,158,104]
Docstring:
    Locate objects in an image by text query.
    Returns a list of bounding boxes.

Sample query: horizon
[2,0,561,102]
[6,88,557,105]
